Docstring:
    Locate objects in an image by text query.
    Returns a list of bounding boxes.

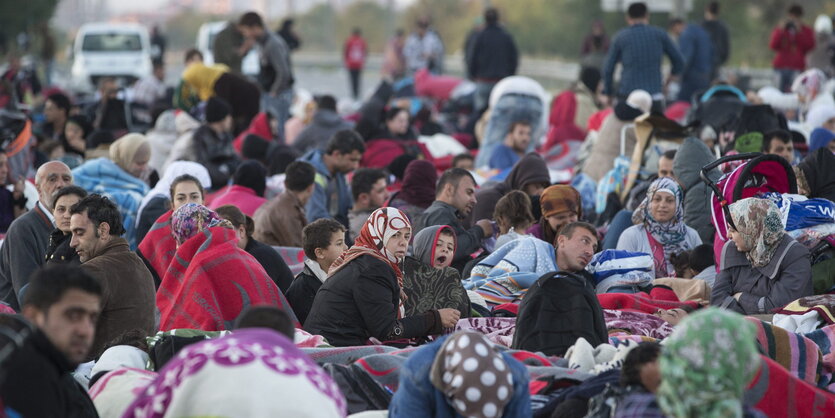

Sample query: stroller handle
[700,152,761,232]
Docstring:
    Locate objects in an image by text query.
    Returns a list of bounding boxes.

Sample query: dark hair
[46,93,71,116]
[707,1,720,15]
[662,149,677,160]
[325,130,366,155]
[39,140,63,157]
[788,4,803,17]
[688,244,715,273]
[315,95,337,112]
[69,194,126,236]
[351,168,387,201]
[233,306,294,339]
[184,48,203,63]
[558,221,599,249]
[215,204,254,237]
[627,2,648,19]
[52,185,88,209]
[436,168,475,197]
[621,342,662,388]
[23,265,102,311]
[152,61,164,71]
[762,129,792,152]
[451,153,474,168]
[508,120,531,135]
[494,190,534,229]
[352,27,361,35]
[484,7,499,25]
[67,114,93,139]
[667,18,684,28]
[233,160,267,197]
[670,250,690,278]
[385,106,409,122]
[302,218,346,260]
[238,11,265,28]
[284,161,316,192]
[169,174,205,202]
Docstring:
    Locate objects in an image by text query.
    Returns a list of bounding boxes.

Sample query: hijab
[329,207,411,284]
[109,133,150,175]
[658,308,760,418]
[413,225,456,267]
[137,161,212,222]
[397,159,438,208]
[632,178,689,258]
[538,185,582,245]
[171,203,233,245]
[233,160,267,197]
[429,332,515,418]
[728,198,785,268]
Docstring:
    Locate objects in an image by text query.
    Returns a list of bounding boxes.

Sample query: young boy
[285,219,347,325]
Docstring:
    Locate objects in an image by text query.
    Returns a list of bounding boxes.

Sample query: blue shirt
[602,24,685,97]
[678,24,714,75]
[489,143,521,171]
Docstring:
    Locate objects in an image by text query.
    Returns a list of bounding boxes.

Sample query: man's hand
[438,308,461,328]
[476,219,494,237]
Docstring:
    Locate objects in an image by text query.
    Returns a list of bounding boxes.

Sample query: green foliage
[296,4,340,51]
[0,0,59,52]
[164,10,234,52]
[336,2,392,52]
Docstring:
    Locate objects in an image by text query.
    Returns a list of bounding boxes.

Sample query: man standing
[702,1,730,81]
[299,130,365,227]
[403,18,445,75]
[238,11,294,140]
[69,194,155,360]
[347,168,389,242]
[213,21,253,74]
[770,4,816,92]
[417,168,494,268]
[602,2,684,111]
[669,19,714,102]
[343,28,368,100]
[1,265,101,417]
[132,61,167,108]
[0,161,72,311]
[466,7,519,113]
[488,121,531,171]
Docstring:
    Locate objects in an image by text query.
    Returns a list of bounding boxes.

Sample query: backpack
[511,271,608,357]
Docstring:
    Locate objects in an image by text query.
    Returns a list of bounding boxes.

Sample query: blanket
[402,257,469,317]
[603,309,674,340]
[746,356,835,418]
[746,318,824,387]
[462,272,542,306]
[776,295,835,325]
[466,236,557,280]
[73,158,149,249]
[137,210,175,282]
[596,287,700,314]
[455,317,517,347]
[652,277,711,303]
[157,227,296,331]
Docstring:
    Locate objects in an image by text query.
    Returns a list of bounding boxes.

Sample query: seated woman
[494,190,535,249]
[157,203,296,331]
[388,159,437,227]
[136,161,212,243]
[44,186,87,266]
[389,332,531,417]
[402,225,470,318]
[304,207,460,346]
[372,106,417,141]
[137,169,211,287]
[711,198,812,315]
[616,178,701,278]
[527,184,582,245]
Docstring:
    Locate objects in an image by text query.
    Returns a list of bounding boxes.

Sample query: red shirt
[769,25,815,71]
[344,35,368,70]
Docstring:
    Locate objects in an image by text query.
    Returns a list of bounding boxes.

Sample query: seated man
[762,129,795,163]
[347,168,389,243]
[489,120,532,171]
[1,265,101,417]
[253,161,316,247]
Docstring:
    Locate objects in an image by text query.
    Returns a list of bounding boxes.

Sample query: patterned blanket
[776,295,835,325]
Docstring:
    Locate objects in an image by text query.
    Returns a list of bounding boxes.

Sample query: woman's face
[433,233,455,269]
[546,211,578,234]
[728,227,751,252]
[172,181,204,211]
[385,227,411,260]
[127,145,151,179]
[54,194,82,233]
[386,109,410,135]
[649,191,676,223]
[64,123,86,151]
[654,308,689,326]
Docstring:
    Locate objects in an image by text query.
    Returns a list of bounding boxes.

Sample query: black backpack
[511,271,608,357]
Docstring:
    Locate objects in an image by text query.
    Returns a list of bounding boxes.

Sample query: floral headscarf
[658,308,760,418]
[728,198,785,268]
[631,178,689,261]
[171,203,233,245]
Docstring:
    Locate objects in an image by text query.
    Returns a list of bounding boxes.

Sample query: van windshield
[82,33,142,52]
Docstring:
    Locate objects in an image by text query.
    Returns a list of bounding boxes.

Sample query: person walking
[343,28,367,100]
[770,4,816,92]
[466,7,519,114]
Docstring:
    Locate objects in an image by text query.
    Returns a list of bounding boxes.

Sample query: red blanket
[137,210,176,281]
[596,287,700,314]
[748,356,835,417]
[157,226,298,331]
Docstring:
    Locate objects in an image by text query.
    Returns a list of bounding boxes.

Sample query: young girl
[494,190,535,249]
[402,225,469,318]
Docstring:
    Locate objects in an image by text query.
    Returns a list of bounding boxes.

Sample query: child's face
[433,233,455,269]
[318,231,348,269]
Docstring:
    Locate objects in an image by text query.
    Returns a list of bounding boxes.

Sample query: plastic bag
[761,193,835,231]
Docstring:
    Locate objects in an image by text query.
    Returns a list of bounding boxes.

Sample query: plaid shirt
[603,23,684,97]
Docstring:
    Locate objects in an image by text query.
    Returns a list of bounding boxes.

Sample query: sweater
[0,202,53,311]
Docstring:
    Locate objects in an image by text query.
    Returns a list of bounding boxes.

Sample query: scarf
[538,184,582,245]
[397,160,437,208]
[181,62,227,101]
[429,332,515,418]
[109,133,150,175]
[728,198,785,268]
[171,203,233,245]
[412,225,456,267]
[658,308,760,418]
[136,161,212,225]
[631,177,689,264]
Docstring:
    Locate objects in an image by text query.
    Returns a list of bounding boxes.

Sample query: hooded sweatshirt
[471,153,550,222]
[292,109,354,154]
[672,137,721,245]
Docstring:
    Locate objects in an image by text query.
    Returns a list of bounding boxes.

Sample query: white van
[70,23,153,92]
[197,21,260,77]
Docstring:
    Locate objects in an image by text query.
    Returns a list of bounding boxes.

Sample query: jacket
[300,149,352,226]
[769,24,816,70]
[711,235,812,315]
[292,110,354,154]
[678,24,714,76]
[81,237,155,360]
[285,260,326,325]
[416,201,485,266]
[388,334,531,418]
[212,22,245,73]
[304,255,442,347]
[245,237,294,294]
[672,137,721,244]
[0,330,98,418]
[208,185,266,216]
[343,35,368,70]
[471,153,550,221]
[702,19,730,68]
[257,31,293,94]
[0,202,53,310]
[192,125,240,190]
[466,23,518,81]
[45,229,81,267]
[253,190,307,247]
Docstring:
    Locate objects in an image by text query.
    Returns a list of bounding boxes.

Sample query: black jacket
[0,330,99,418]
[192,125,240,190]
[466,24,519,80]
[304,255,441,346]
[416,201,485,267]
[285,264,322,325]
[45,229,81,267]
[245,238,294,293]
[135,196,169,245]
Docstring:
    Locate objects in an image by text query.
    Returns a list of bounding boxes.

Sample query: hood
[549,91,577,126]
[673,137,719,190]
[153,110,177,133]
[244,112,273,139]
[174,111,200,135]
[312,109,350,128]
[503,153,550,190]
[413,225,456,266]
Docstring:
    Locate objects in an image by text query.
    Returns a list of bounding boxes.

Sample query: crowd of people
[1,1,835,417]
